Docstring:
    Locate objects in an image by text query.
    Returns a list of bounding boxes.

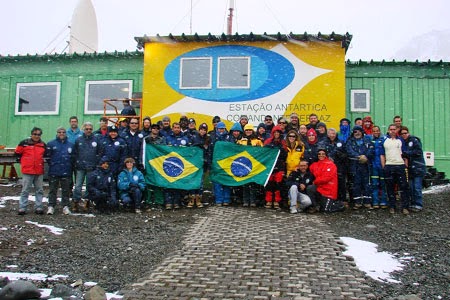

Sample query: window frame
[350,89,371,112]
[15,82,61,115]
[84,80,133,114]
[179,57,212,90]
[217,56,251,89]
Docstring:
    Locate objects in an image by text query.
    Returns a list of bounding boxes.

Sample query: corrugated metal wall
[0,53,144,147]
[346,62,450,176]
[1,54,449,177]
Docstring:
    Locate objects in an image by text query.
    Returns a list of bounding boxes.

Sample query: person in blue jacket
[72,122,104,212]
[45,127,74,215]
[209,121,232,206]
[370,126,388,208]
[120,117,145,171]
[401,126,426,211]
[164,122,190,210]
[346,125,374,209]
[118,157,146,214]
[101,125,128,177]
[87,156,117,213]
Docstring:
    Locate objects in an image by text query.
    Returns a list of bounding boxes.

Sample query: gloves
[358,155,368,164]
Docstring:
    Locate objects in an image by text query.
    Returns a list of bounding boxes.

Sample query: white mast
[227,0,234,35]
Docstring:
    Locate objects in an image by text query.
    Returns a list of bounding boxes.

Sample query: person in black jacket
[401,126,426,212]
[285,160,314,214]
[87,157,117,213]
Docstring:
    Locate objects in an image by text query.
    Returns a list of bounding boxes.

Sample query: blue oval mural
[164,45,295,102]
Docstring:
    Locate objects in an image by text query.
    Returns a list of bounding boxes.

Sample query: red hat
[363,116,373,123]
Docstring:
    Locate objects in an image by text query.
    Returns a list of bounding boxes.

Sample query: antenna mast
[227,0,234,35]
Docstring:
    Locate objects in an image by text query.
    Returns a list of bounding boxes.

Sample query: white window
[15,82,61,115]
[217,57,250,89]
[85,80,132,114]
[180,58,212,89]
[350,89,370,112]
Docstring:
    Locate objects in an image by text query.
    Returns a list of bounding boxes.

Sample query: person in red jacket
[306,148,338,213]
[15,127,46,215]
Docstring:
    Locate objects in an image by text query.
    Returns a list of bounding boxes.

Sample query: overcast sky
[1,0,449,61]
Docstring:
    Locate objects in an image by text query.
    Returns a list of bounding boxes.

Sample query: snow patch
[25,221,64,235]
[340,237,408,283]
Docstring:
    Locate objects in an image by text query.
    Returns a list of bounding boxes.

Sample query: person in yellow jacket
[285,130,305,177]
[236,124,264,207]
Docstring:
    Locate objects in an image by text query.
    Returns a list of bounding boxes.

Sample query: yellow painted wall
[142,40,345,130]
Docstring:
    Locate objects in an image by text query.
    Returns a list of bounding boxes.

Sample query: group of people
[14,110,426,216]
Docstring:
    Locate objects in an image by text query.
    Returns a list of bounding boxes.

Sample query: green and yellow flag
[210,141,279,186]
[145,144,204,189]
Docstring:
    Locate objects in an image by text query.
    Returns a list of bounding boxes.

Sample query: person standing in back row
[15,127,46,215]
[45,127,74,215]
[381,124,410,215]
[400,126,426,212]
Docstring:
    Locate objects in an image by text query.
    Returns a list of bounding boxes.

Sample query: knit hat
[216,122,226,129]
[162,116,170,122]
[317,147,328,155]
[230,122,243,132]
[212,116,221,123]
[340,118,351,125]
[108,126,118,132]
[199,123,208,131]
[352,125,364,133]
[317,122,327,129]
[189,118,196,124]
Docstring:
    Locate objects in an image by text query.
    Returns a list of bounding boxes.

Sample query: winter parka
[45,137,74,177]
[15,138,46,175]
[87,165,117,204]
[73,134,103,171]
[309,157,338,199]
[403,135,426,177]
[117,167,146,197]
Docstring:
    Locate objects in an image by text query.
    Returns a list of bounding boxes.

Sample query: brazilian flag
[210,141,280,186]
[144,144,204,189]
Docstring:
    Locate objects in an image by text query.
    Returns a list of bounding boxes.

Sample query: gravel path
[0,185,449,299]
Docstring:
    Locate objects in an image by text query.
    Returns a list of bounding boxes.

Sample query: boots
[187,195,195,208]
[71,201,79,213]
[195,195,203,208]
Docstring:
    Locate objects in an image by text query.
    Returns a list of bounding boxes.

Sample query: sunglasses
[32,133,42,136]
[401,132,408,135]
[279,122,287,124]
[85,128,93,131]
[265,119,272,121]
[288,135,296,138]
[130,122,138,124]
[57,131,66,134]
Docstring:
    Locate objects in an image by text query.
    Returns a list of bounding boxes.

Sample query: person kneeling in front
[285,160,313,214]
[118,157,146,214]
[306,148,343,213]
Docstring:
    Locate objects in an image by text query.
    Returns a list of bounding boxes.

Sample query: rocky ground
[0,184,449,299]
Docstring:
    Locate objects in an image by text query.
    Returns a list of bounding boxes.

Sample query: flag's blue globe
[231,156,252,177]
[163,157,184,177]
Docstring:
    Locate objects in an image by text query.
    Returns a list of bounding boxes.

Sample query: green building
[0,50,449,177]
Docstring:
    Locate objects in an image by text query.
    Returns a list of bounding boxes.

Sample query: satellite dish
[69,0,98,53]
